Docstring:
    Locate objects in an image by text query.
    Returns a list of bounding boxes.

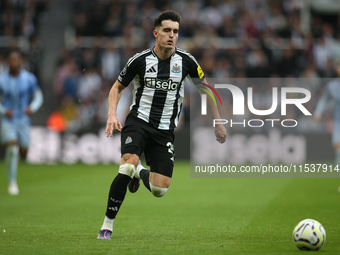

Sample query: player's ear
[153,29,158,38]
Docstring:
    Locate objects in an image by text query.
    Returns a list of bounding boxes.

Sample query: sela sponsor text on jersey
[144,77,179,91]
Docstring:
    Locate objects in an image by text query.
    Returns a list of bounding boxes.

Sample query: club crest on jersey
[144,78,179,91]
[171,64,181,73]
[125,136,132,144]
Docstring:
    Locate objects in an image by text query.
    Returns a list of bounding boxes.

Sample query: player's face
[154,20,179,51]
[8,53,22,71]
[337,62,340,77]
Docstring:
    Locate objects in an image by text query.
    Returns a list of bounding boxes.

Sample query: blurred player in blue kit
[314,61,340,183]
[0,51,43,195]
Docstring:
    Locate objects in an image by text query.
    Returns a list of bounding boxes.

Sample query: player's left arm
[187,55,227,143]
[198,78,227,143]
[25,75,43,116]
[26,89,43,116]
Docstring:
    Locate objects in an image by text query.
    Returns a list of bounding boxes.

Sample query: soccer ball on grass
[292,219,326,251]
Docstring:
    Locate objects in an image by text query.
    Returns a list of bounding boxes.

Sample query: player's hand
[214,124,227,144]
[25,107,33,116]
[314,115,322,122]
[5,109,13,118]
[105,114,123,137]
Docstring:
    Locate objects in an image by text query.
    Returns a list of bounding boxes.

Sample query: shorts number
[166,142,174,155]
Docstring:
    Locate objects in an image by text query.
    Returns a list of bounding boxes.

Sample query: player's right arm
[106,80,126,136]
[0,78,12,118]
[105,52,139,136]
[0,103,9,117]
[0,100,9,117]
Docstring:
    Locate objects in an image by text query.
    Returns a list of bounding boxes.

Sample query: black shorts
[121,115,175,178]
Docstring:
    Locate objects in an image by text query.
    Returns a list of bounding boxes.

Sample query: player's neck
[9,69,20,77]
[153,46,174,60]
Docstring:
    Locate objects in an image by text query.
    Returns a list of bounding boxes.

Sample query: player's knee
[121,153,139,166]
[5,140,18,147]
[149,183,168,197]
[19,147,28,158]
[6,144,19,156]
[118,163,135,178]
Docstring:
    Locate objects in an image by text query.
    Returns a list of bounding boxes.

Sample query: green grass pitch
[0,161,340,255]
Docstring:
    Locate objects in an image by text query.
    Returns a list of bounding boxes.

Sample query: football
[292,219,326,251]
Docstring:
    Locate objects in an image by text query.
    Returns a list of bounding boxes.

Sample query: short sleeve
[32,74,39,93]
[186,54,205,82]
[29,73,39,94]
[117,55,139,87]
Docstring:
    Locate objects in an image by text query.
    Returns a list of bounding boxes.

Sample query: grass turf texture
[0,162,340,255]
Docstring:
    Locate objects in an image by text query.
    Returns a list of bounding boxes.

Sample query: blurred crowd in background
[0,0,48,37]
[1,0,340,133]
[0,0,48,80]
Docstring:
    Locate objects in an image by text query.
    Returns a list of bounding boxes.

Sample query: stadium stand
[1,0,340,133]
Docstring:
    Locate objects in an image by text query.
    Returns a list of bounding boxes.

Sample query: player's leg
[98,125,146,239]
[128,159,143,193]
[105,153,139,218]
[99,155,138,238]
[148,161,172,197]
[135,160,172,196]
[137,131,174,197]
[1,121,19,195]
[99,153,138,239]
[133,159,150,191]
[17,122,31,161]
[4,141,20,195]
[19,147,28,159]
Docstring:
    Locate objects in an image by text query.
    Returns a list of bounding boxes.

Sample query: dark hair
[7,50,22,59]
[154,10,181,29]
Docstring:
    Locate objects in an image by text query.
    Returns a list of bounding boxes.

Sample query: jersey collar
[151,47,177,60]
[7,69,23,78]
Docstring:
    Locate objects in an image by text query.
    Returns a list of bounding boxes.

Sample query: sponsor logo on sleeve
[120,66,127,76]
[197,65,204,79]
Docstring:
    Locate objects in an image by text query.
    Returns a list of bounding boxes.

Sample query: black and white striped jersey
[118,47,205,130]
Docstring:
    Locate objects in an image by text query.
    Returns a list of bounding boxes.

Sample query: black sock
[105,173,131,219]
[140,169,151,191]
